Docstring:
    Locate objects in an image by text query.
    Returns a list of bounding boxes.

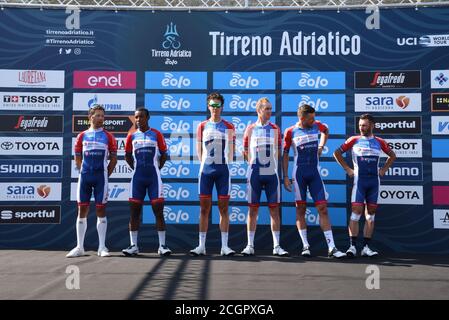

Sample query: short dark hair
[298,104,315,118]
[88,104,105,117]
[135,107,149,118]
[359,113,375,124]
[207,92,224,106]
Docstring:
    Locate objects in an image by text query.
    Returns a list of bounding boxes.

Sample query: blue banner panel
[282,72,345,90]
[145,72,207,90]
[282,207,347,227]
[213,72,275,90]
[282,94,346,112]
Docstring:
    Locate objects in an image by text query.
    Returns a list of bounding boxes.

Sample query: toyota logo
[1,142,13,150]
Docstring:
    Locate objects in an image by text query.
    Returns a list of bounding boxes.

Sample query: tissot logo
[355,116,421,135]
[381,139,422,158]
[0,206,61,224]
[0,115,63,133]
[0,92,64,111]
[354,71,420,89]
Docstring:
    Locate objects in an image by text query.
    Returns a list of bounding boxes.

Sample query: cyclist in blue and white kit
[334,114,396,257]
[122,107,172,257]
[67,105,117,258]
[190,92,236,256]
[283,104,345,258]
[240,97,289,257]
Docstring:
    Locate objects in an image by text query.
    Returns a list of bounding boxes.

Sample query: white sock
[324,230,335,250]
[272,231,280,248]
[76,217,87,249]
[248,231,255,247]
[96,217,107,249]
[130,231,138,247]
[299,229,310,248]
[221,232,229,248]
[158,231,166,247]
[199,232,206,248]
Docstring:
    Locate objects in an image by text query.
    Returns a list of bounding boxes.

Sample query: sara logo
[160,162,190,177]
[161,117,190,132]
[366,95,410,108]
[162,95,190,110]
[230,185,246,200]
[229,163,249,178]
[163,206,189,223]
[299,95,328,111]
[232,117,252,133]
[161,73,191,88]
[7,184,50,198]
[163,184,190,200]
[162,22,181,49]
[229,73,259,89]
[229,95,257,111]
[230,207,247,223]
[298,73,328,89]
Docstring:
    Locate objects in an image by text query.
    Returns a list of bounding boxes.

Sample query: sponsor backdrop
[0,7,448,254]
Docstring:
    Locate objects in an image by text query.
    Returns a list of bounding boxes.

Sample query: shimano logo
[163,207,189,223]
[229,95,257,111]
[161,117,190,132]
[161,95,190,110]
[229,73,259,89]
[385,167,420,176]
[298,73,329,89]
[0,164,59,174]
[161,73,191,88]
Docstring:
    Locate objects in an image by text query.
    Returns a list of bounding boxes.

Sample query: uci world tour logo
[151,22,192,65]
